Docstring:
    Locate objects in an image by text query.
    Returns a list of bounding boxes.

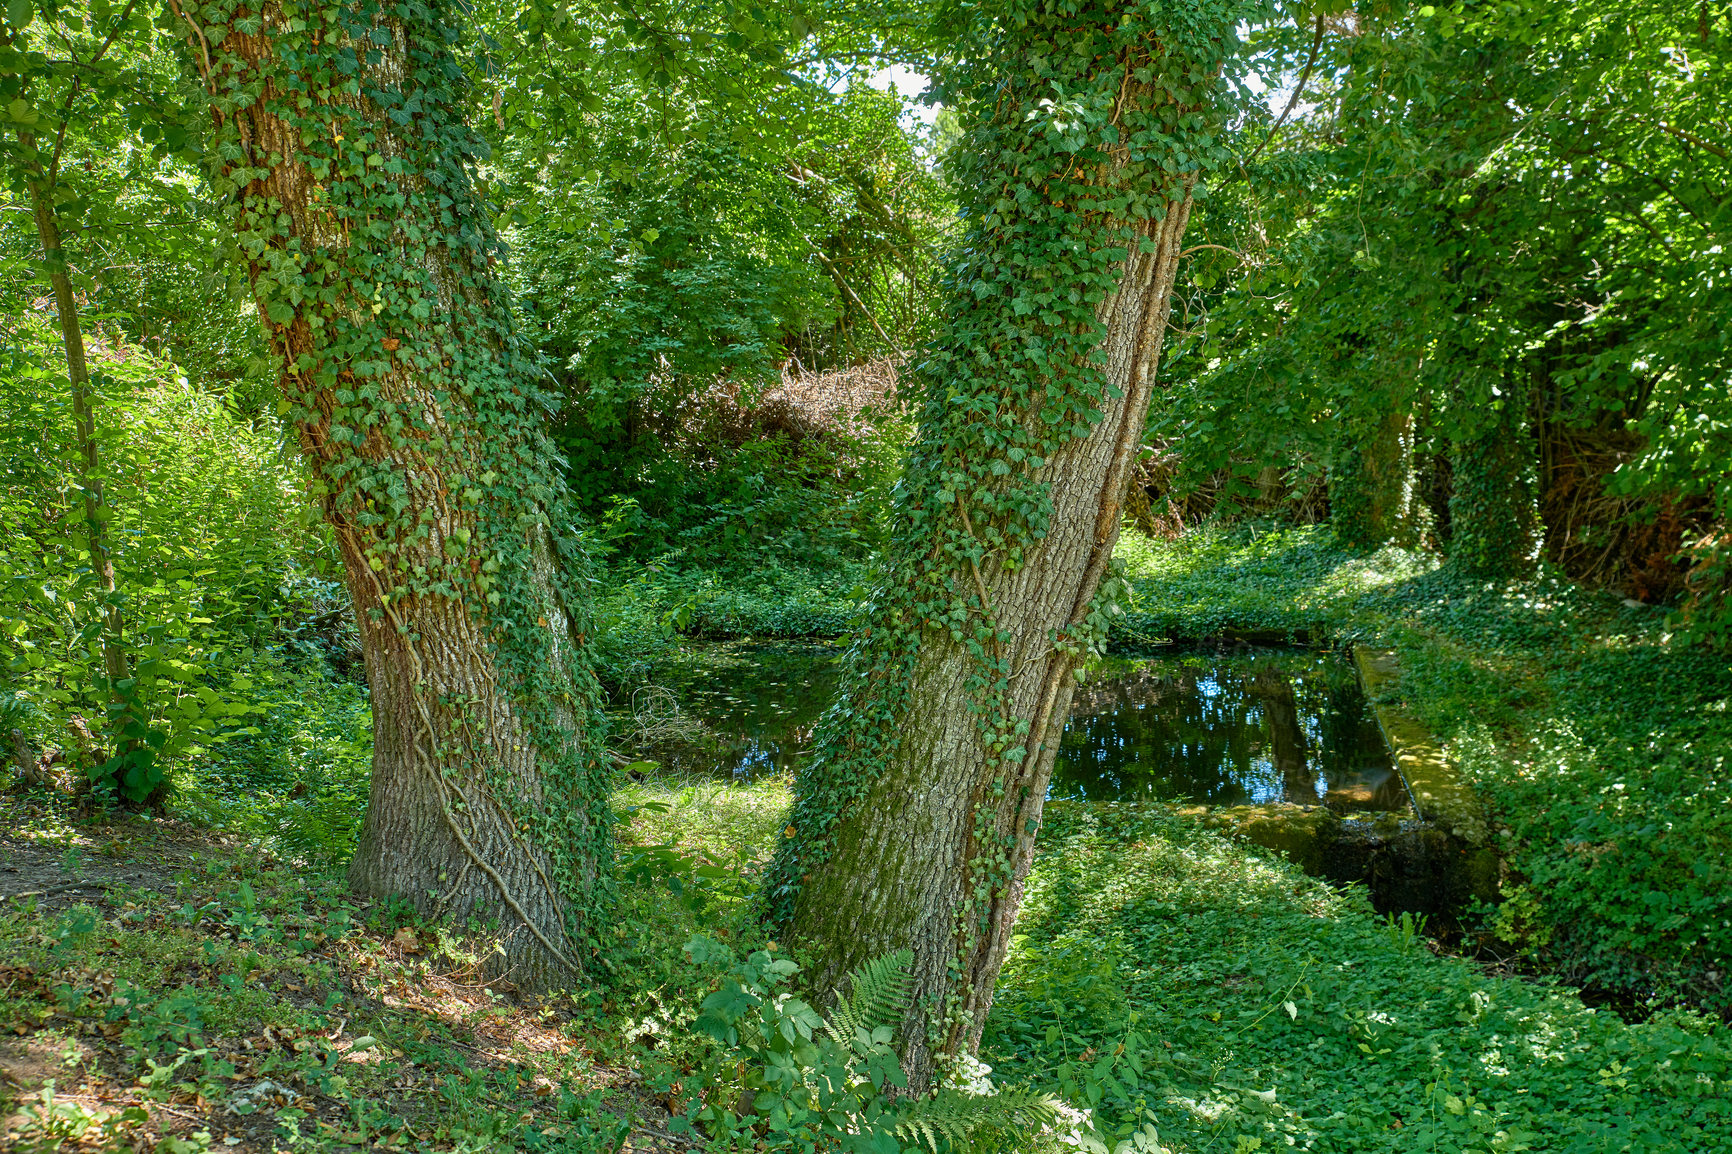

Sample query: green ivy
[1448,387,1537,580]
[184,0,615,957]
[766,0,1261,1054]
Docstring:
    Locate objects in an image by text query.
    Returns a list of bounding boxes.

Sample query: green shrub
[0,329,320,801]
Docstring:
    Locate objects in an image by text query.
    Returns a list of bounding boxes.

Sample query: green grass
[1113,525,1436,643]
[601,522,1731,1013]
[9,521,1729,1151]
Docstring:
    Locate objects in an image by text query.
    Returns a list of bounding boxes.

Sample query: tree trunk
[17,125,141,791]
[766,0,1238,1089]
[1332,403,1415,549]
[187,0,612,988]
[1449,380,1537,579]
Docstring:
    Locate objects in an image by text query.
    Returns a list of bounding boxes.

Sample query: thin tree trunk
[768,1,1235,1089]
[19,128,136,764]
[185,0,611,988]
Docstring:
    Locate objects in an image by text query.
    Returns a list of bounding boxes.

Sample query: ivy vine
[179,0,614,963]
[766,0,1256,1053]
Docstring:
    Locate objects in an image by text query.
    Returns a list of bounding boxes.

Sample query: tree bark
[187,0,611,988]
[768,1,1234,1089]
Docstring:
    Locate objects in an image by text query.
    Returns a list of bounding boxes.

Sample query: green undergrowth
[5,766,1065,1153]
[595,526,1732,1015]
[592,558,867,690]
[985,803,1732,1153]
[0,816,633,1152]
[1112,524,1436,643]
[0,769,802,1153]
[1117,525,1732,1016]
[12,762,1732,1152]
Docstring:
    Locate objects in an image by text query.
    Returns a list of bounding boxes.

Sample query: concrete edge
[1353,644,1489,846]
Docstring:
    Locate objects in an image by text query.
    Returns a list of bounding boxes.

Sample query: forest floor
[0,784,738,1154]
[7,768,1732,1153]
[7,526,1732,1152]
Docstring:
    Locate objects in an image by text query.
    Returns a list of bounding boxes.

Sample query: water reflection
[643,643,1407,814]
[646,644,843,777]
[1251,663,1314,803]
[1051,648,1406,812]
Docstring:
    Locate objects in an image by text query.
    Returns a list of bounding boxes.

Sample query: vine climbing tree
[767,0,1256,1089]
[177,0,613,986]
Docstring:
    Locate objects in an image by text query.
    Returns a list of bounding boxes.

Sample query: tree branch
[1654,119,1728,160]
[1242,14,1326,171]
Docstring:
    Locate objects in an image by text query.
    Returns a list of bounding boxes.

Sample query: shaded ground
[1,801,210,915]
[0,792,694,1153]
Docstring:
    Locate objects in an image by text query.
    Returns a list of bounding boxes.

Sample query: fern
[891,1086,1062,1153]
[682,940,1061,1153]
[824,951,1060,1151]
[824,947,915,1050]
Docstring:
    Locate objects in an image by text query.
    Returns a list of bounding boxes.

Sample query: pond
[634,642,1408,813]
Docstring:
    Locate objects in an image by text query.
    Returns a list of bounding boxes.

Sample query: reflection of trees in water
[1052,651,1406,811]
[1067,666,1186,717]
[1248,663,1316,804]
[650,646,841,778]
[1300,672,1408,810]
[648,645,1409,809]
[1056,665,1268,804]
[715,721,817,779]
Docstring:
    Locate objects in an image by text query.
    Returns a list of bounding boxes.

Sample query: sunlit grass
[615,769,790,867]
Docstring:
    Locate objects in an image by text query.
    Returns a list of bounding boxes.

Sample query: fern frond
[890,1087,1062,1153]
[824,948,915,1048]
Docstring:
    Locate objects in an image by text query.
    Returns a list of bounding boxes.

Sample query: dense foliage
[3,0,1731,1149]
[1147,0,1731,620]
[0,326,311,800]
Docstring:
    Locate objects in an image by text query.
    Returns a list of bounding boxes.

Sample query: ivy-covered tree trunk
[1332,406,1414,549]
[1449,383,1537,579]
[767,0,1244,1090]
[188,0,612,987]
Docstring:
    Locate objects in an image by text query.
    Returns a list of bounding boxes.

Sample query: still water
[643,643,1407,813]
